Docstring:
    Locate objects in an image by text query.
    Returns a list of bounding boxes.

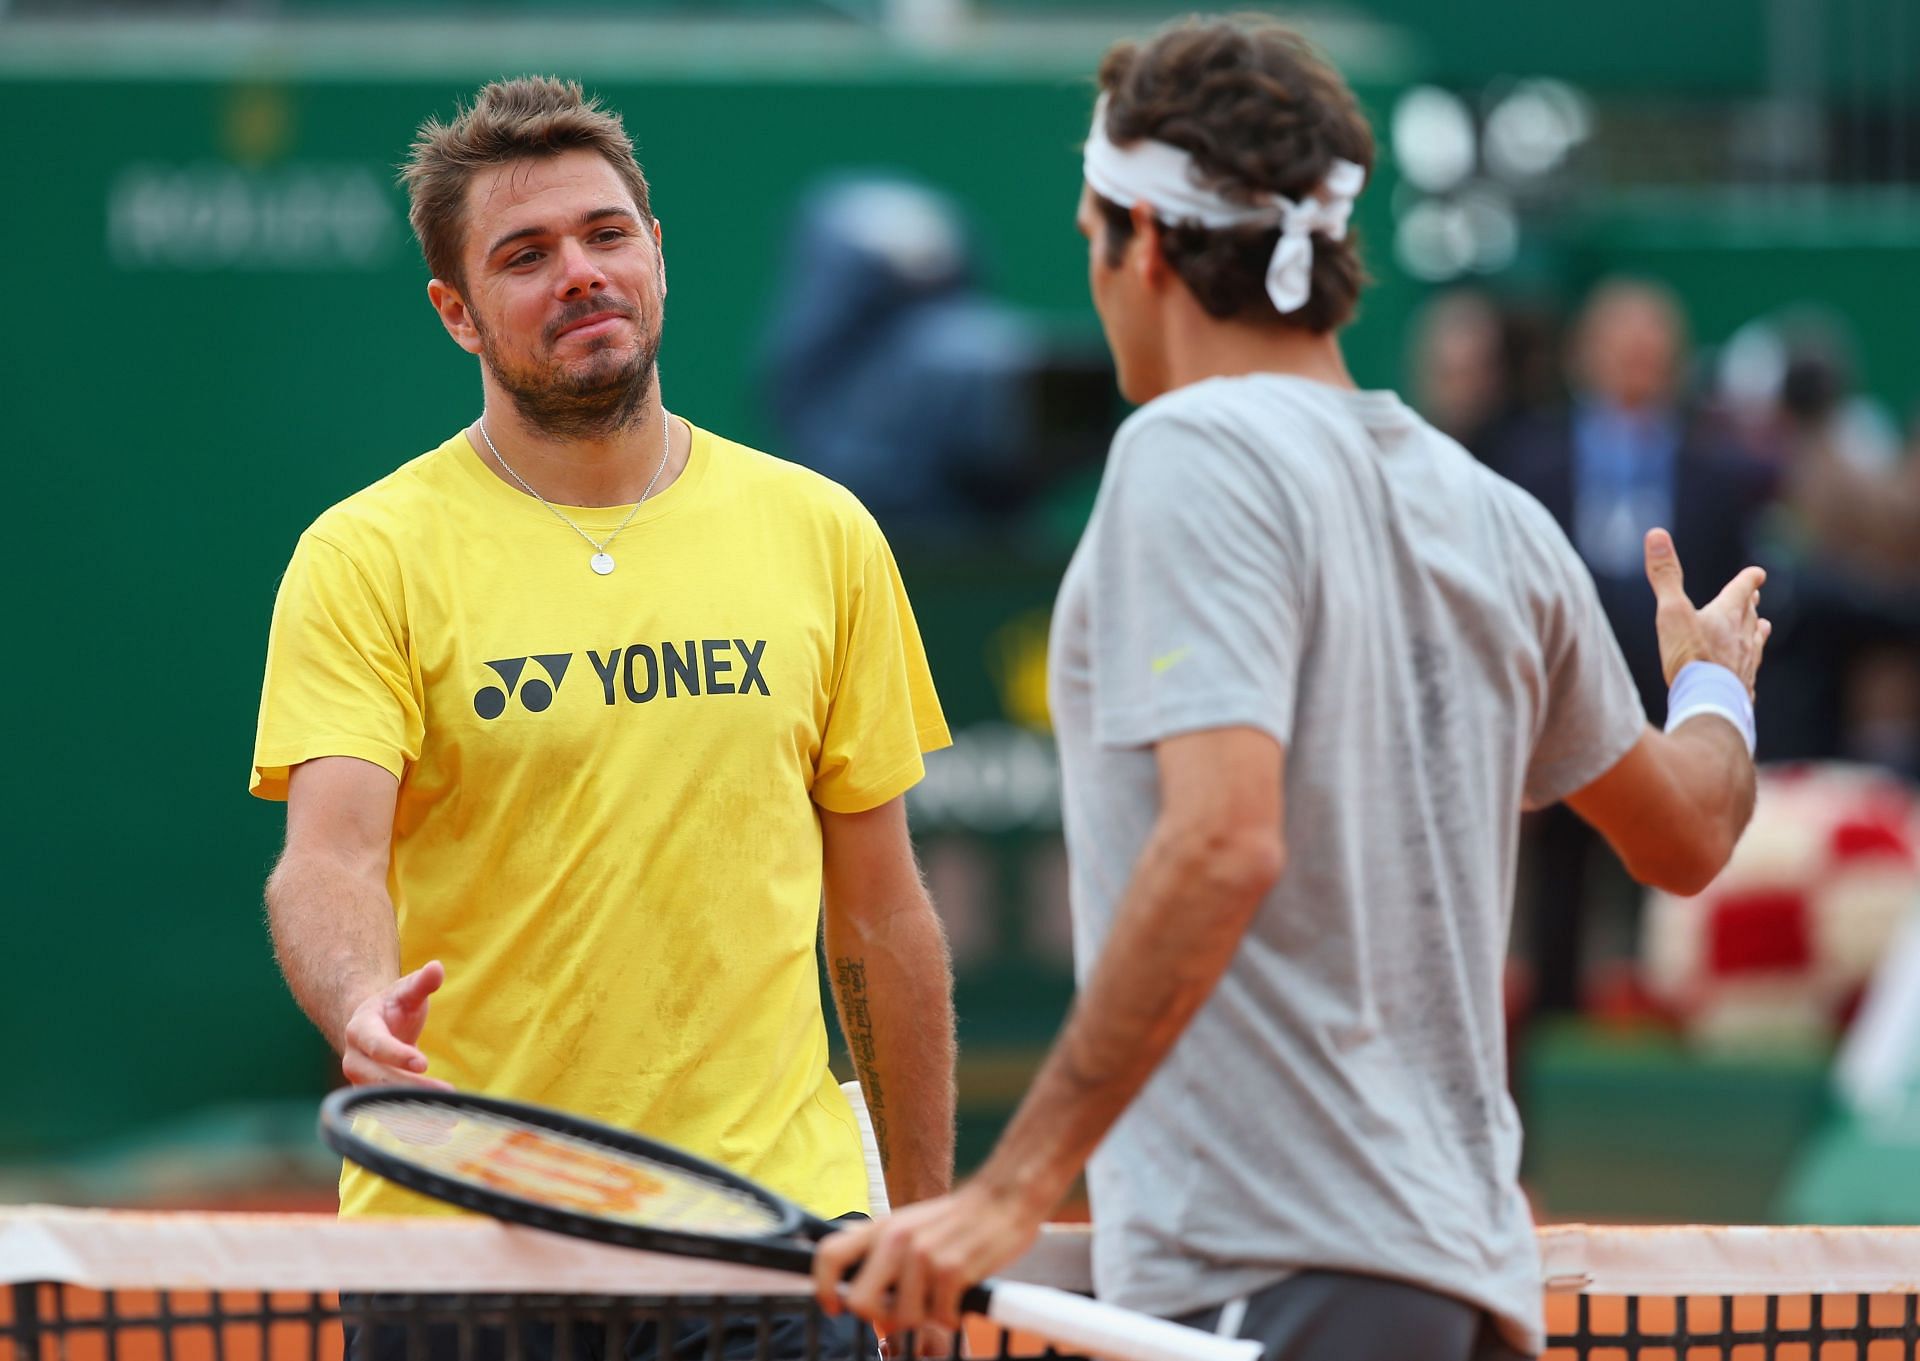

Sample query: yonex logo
[586,640,770,704]
[471,641,770,721]
[474,653,573,720]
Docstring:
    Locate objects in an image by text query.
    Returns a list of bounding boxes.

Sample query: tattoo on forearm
[834,956,889,1173]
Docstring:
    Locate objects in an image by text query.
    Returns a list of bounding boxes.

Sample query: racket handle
[976,1279,1263,1361]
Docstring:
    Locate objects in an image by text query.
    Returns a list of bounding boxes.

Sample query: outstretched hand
[341,960,453,1089]
[1644,528,1771,697]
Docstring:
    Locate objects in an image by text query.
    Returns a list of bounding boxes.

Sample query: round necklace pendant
[590,552,616,576]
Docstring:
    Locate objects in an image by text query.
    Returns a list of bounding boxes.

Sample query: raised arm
[266,755,451,1088]
[819,795,957,1209]
[1568,528,1771,895]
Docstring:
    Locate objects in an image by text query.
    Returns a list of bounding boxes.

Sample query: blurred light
[1394,199,1477,282]
[1392,86,1477,193]
[1833,399,1904,474]
[1458,188,1520,273]
[826,181,964,285]
[1483,79,1593,180]
[1719,320,1788,415]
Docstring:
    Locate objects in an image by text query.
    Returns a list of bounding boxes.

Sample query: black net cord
[158,1279,175,1361]
[457,1302,476,1361]
[8,1286,40,1361]
[608,1299,631,1361]
[103,1283,120,1361]
[309,1292,330,1361]
[753,1299,771,1361]
[658,1298,676,1361]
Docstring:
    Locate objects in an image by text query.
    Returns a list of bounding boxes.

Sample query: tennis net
[1538,1224,1920,1358]
[6,1211,1920,1360]
[0,1208,1094,1361]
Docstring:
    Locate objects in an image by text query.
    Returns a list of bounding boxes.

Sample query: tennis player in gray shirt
[817,16,1769,1359]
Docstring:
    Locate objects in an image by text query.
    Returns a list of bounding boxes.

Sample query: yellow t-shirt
[251,423,949,1219]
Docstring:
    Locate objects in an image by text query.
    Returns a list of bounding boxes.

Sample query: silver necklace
[477,416,672,575]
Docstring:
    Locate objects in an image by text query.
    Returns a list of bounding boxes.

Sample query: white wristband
[1665,660,1756,755]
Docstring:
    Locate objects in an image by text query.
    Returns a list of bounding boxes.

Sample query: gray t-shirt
[1049,374,1645,1355]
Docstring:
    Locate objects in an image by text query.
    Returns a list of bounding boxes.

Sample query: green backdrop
[0,41,1414,1159]
[3,15,1914,1211]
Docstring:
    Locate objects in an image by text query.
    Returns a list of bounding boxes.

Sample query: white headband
[1082,93,1366,315]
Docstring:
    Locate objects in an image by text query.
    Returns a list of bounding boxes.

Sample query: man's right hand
[1644,527,1772,696]
[341,960,454,1088]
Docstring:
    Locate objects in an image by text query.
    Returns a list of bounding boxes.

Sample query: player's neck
[472,391,687,508]
[1159,309,1356,396]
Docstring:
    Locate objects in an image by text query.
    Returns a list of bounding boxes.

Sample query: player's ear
[428,278,484,356]
[651,217,667,297]
[1129,202,1170,289]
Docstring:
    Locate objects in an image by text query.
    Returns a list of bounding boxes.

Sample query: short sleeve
[811,520,951,814]
[1089,414,1308,750]
[250,531,424,800]
[1519,501,1647,809]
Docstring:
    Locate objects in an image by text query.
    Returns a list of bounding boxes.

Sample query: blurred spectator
[1487,278,1774,1014]
[1407,289,1567,459]
[1720,314,1919,576]
[1499,301,1572,422]
[1408,288,1507,447]
[758,173,1112,537]
[1489,277,1773,721]
[1714,316,1920,778]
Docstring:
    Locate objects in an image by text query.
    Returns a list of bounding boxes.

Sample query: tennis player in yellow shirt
[251,75,954,1359]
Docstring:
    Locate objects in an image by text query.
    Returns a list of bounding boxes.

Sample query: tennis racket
[319,1087,1257,1361]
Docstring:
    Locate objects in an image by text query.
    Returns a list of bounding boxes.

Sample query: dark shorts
[1172,1270,1531,1361]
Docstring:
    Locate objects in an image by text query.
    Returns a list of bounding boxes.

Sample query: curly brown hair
[1094,16,1374,334]
[400,76,653,291]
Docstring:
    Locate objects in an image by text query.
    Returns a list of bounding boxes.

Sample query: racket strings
[351,1099,788,1236]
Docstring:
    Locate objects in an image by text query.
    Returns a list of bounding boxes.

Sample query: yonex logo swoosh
[474,653,573,719]
[1152,647,1191,675]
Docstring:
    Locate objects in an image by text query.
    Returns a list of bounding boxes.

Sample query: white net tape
[8,1209,1920,1301]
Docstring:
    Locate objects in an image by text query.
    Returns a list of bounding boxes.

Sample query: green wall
[987,0,1913,96]
[4,19,1910,1181]
[0,54,1412,1159]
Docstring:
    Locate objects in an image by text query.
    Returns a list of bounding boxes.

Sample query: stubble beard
[479,304,664,442]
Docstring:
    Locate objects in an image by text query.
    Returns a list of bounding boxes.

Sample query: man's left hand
[812,1180,1047,1336]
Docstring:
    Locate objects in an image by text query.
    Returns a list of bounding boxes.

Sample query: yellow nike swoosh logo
[1152,647,1191,675]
